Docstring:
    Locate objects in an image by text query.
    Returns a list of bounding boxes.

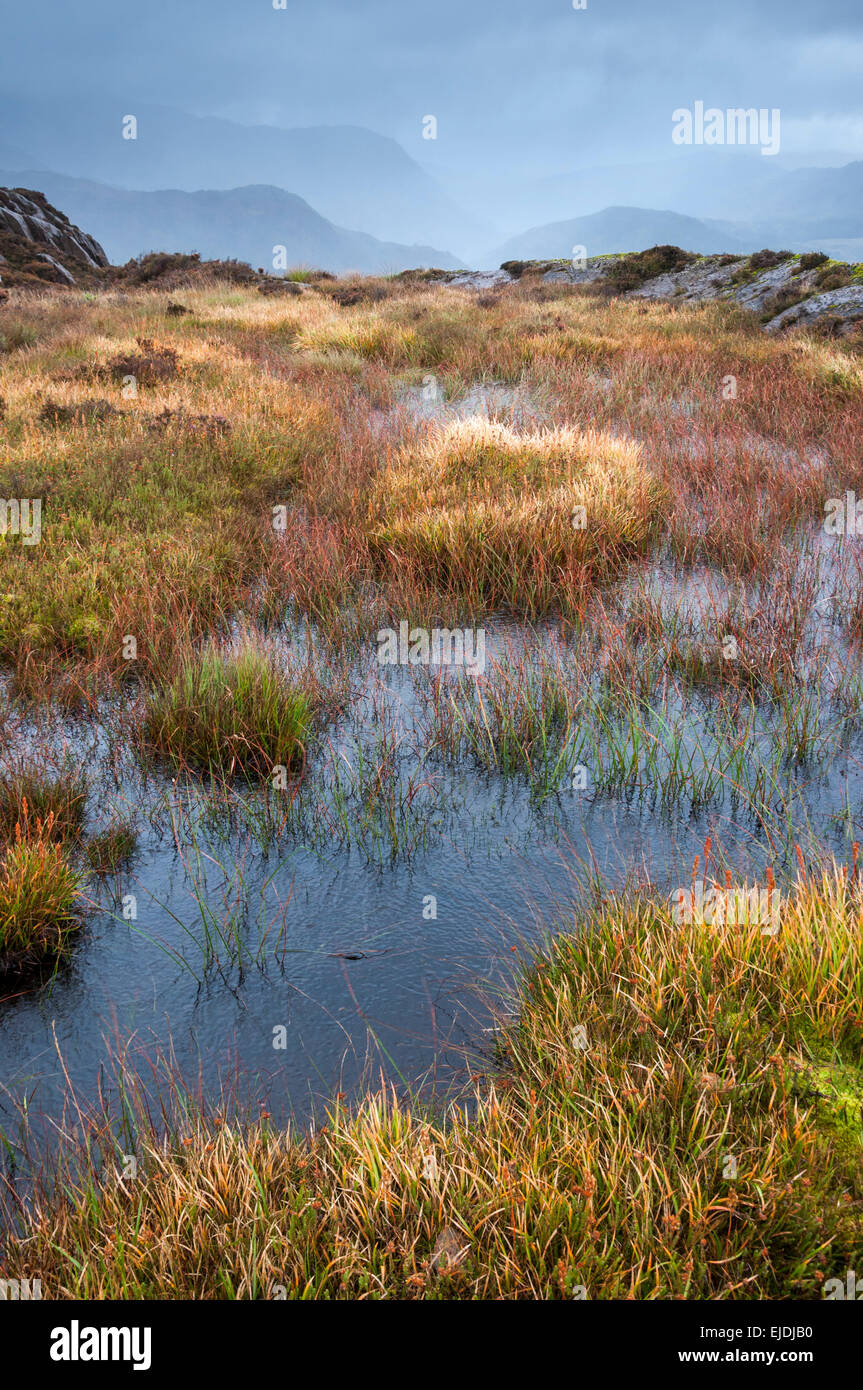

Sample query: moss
[792,1054,863,1184]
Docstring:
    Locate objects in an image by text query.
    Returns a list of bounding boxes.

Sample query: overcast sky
[4,0,863,175]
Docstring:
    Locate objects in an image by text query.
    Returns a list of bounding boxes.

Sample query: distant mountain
[751,160,863,223]
[0,138,38,170]
[0,172,464,274]
[714,161,863,255]
[488,206,749,266]
[508,153,790,230]
[0,96,486,255]
[482,154,863,261]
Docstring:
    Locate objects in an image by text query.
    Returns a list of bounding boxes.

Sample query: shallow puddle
[2,600,863,1171]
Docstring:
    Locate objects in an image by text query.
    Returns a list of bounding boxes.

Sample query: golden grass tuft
[369,417,666,615]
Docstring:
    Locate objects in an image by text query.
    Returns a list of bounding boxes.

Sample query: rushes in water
[0,763,87,843]
[0,811,83,975]
[143,644,313,778]
[85,823,137,875]
[422,647,578,787]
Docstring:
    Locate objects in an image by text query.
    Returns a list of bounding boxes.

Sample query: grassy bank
[3,868,861,1298]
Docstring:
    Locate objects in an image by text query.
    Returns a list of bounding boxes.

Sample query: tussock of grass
[299,311,419,365]
[369,417,666,615]
[0,320,37,353]
[143,645,312,778]
[0,764,87,843]
[103,337,180,386]
[5,869,861,1297]
[0,815,82,975]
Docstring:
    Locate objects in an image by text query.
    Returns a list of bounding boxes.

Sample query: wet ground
[2,609,862,1171]
[2,376,862,1173]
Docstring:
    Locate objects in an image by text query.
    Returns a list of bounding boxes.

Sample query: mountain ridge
[487,205,749,266]
[0,172,464,274]
[0,96,486,253]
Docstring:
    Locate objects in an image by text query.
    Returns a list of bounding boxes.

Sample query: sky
[3,0,863,179]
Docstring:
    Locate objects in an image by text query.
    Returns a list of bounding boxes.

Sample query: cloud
[2,0,862,175]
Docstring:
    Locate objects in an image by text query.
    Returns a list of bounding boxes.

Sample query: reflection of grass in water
[174,707,446,871]
[112,799,296,982]
[120,738,446,983]
[7,866,863,1298]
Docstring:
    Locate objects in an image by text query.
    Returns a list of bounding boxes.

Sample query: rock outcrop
[439,248,863,337]
[0,187,109,288]
[762,283,863,335]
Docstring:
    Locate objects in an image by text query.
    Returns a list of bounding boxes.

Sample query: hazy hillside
[719,160,863,261]
[504,152,789,229]
[5,97,860,267]
[460,152,860,261]
[0,171,464,274]
[488,206,748,266]
[0,96,486,254]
